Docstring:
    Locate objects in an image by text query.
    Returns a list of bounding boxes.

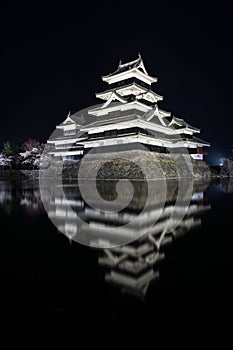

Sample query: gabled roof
[81,114,138,129]
[103,54,143,78]
[169,116,200,132]
[142,105,168,126]
[57,113,86,129]
[136,89,163,103]
[88,100,151,116]
[96,82,148,100]
[158,109,171,117]
[192,136,210,146]
[117,53,148,75]
[102,54,157,84]
[96,85,163,104]
[61,111,75,125]
[169,116,185,127]
[100,92,128,109]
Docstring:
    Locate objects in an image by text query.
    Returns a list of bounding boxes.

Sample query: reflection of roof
[45,179,211,298]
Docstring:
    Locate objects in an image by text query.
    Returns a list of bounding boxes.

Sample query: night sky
[1,1,233,164]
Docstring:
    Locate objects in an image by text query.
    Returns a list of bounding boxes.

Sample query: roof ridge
[83,114,138,128]
[118,54,141,69]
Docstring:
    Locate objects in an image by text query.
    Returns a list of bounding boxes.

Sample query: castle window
[64,129,76,136]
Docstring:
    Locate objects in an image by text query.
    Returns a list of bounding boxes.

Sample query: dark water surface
[0,178,233,344]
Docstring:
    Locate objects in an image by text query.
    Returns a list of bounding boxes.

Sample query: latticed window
[55,143,74,149]
[64,129,76,136]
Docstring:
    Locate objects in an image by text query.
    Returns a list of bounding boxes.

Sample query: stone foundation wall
[46,150,211,180]
[0,151,212,180]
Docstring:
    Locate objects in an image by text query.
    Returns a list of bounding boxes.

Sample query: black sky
[1,0,233,163]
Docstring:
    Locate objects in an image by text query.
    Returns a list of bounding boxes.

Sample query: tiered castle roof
[47,54,210,157]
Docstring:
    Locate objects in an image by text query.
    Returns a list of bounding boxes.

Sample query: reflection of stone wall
[220,158,233,177]
[0,170,41,180]
[0,170,27,180]
[193,179,212,193]
[56,150,211,180]
[221,178,233,193]
[95,180,174,210]
[209,165,221,176]
[191,158,211,178]
[60,179,210,211]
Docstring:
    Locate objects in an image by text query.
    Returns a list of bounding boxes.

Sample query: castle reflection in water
[0,178,215,298]
[0,180,43,215]
[45,179,211,299]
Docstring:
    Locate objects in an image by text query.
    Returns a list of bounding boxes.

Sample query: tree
[19,147,44,170]
[2,141,14,156]
[0,153,12,168]
[0,139,45,170]
[21,139,44,152]
[18,139,44,169]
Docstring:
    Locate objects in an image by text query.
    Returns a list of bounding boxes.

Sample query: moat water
[0,178,232,344]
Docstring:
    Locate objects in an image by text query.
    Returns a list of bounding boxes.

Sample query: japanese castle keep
[47,54,210,178]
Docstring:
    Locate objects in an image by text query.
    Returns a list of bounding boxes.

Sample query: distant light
[219,157,226,166]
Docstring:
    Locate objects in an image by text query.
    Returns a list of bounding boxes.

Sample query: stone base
[54,150,211,180]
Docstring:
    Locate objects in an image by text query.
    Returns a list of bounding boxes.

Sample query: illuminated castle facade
[48,54,210,160]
